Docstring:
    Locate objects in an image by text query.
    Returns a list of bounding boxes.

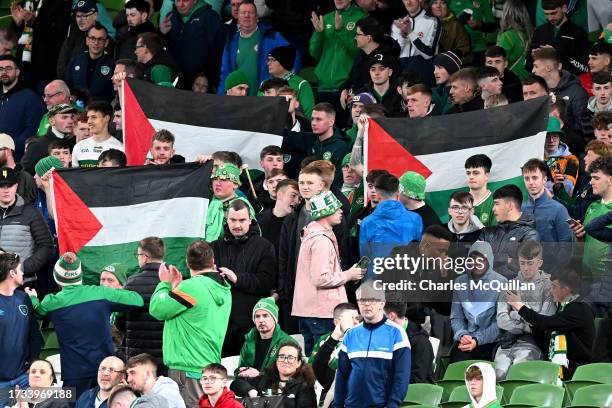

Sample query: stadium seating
[401,383,444,407]
[499,361,561,404]
[504,383,565,408]
[569,384,612,407]
[563,363,612,400]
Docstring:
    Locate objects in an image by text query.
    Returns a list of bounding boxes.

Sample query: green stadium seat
[436,360,494,402]
[563,363,612,400]
[439,384,504,408]
[499,361,560,404]
[570,384,612,407]
[504,384,565,408]
[401,383,444,407]
[39,348,60,359]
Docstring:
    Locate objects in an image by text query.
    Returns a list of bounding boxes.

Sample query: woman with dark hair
[231,342,317,407]
[12,359,70,408]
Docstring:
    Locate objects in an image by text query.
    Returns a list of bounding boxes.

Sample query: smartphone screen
[357,256,371,269]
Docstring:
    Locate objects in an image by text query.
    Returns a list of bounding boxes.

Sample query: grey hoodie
[150,377,186,408]
[497,270,556,334]
[551,70,589,131]
[133,394,169,408]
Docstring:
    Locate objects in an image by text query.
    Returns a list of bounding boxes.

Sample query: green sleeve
[37,114,49,137]
[554,184,574,206]
[297,80,315,119]
[309,30,324,61]
[29,295,47,319]
[149,281,189,320]
[150,65,174,85]
[235,342,249,377]
[336,11,363,55]
[102,286,144,311]
[496,31,512,54]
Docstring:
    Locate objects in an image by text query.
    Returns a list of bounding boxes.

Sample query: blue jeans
[0,372,29,408]
[299,317,335,356]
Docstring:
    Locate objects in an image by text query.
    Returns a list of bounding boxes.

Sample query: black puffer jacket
[0,195,53,283]
[479,213,540,279]
[212,224,276,330]
[342,38,402,94]
[123,262,164,362]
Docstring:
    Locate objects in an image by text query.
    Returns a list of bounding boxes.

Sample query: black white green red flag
[122,79,287,167]
[51,163,212,284]
[366,97,550,218]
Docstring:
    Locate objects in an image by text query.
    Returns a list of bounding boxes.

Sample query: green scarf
[549,295,578,380]
[205,196,257,242]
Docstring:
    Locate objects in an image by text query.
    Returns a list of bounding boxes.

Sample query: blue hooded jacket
[359,200,423,278]
[218,23,301,95]
[451,241,507,345]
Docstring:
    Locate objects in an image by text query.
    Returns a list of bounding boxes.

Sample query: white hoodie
[150,376,186,408]
[463,362,501,408]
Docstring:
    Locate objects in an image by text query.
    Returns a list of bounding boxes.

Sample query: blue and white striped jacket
[334,316,411,408]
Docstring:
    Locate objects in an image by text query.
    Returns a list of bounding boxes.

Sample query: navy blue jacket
[0,82,45,160]
[75,386,108,408]
[65,52,115,103]
[166,4,225,89]
[334,316,411,408]
[0,291,42,381]
[218,23,300,95]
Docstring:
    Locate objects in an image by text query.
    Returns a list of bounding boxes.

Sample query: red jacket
[198,388,243,408]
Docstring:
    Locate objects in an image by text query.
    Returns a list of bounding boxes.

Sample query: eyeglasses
[277,354,297,363]
[449,205,473,213]
[135,44,145,49]
[355,32,366,37]
[87,36,108,43]
[98,367,125,374]
[43,91,62,100]
[0,66,16,73]
[134,252,148,258]
[200,376,223,383]
[357,298,381,305]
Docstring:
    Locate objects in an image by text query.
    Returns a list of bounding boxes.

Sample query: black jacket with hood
[479,212,540,279]
[212,223,276,330]
[342,38,402,94]
[550,70,589,132]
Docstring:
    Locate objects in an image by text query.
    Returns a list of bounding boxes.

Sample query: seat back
[506,361,561,384]
[508,384,565,408]
[571,384,612,407]
[404,384,444,406]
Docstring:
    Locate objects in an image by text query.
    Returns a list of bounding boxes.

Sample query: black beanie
[269,45,296,71]
[432,51,462,76]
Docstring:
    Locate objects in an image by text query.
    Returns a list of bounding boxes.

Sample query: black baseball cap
[0,167,18,186]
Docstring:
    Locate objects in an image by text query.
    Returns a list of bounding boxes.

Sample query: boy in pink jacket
[292,191,364,355]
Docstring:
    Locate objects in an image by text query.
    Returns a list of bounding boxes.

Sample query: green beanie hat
[101,263,128,286]
[35,156,64,177]
[341,153,351,167]
[310,191,342,220]
[212,163,241,185]
[53,253,82,286]
[225,70,249,92]
[399,171,426,200]
[547,115,564,135]
[252,297,279,324]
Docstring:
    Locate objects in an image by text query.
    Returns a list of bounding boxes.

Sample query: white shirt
[72,136,124,168]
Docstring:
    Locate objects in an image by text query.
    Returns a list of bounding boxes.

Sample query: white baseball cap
[0,134,15,151]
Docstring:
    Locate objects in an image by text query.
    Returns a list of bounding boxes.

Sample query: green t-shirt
[583,199,612,277]
[237,30,261,96]
[150,65,174,85]
[473,190,497,227]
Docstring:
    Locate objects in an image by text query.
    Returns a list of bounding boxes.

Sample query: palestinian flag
[122,79,286,167]
[366,97,550,219]
[52,163,212,284]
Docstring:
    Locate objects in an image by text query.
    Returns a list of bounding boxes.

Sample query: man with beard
[0,133,36,204]
[116,0,155,59]
[230,298,296,393]
[0,55,44,160]
[212,199,276,356]
[21,104,77,175]
[75,357,126,408]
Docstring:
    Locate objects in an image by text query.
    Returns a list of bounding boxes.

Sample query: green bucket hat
[310,191,342,220]
[35,156,64,177]
[399,171,426,200]
[101,263,128,286]
[212,163,241,186]
[546,115,564,135]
